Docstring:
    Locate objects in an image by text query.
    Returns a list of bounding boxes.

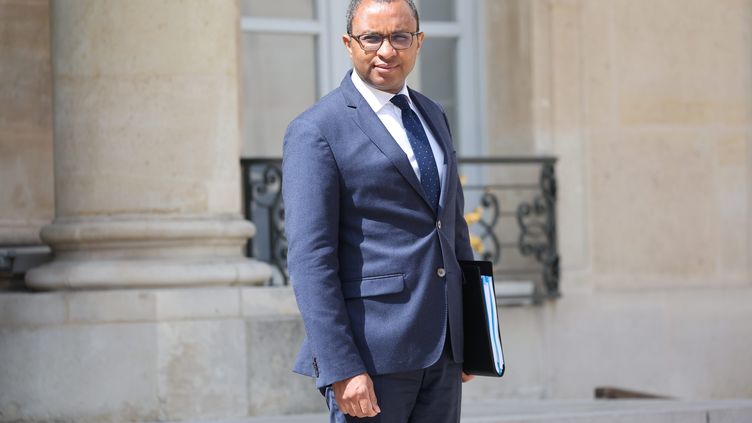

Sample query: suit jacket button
[437,220,442,229]
[437,268,446,278]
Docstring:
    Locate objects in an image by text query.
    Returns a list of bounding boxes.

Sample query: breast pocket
[341,274,405,299]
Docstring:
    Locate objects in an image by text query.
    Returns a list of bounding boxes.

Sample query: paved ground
[181,399,752,423]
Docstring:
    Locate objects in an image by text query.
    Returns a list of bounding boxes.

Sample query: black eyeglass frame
[348,31,422,52]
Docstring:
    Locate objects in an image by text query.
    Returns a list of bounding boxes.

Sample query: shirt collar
[351,70,411,113]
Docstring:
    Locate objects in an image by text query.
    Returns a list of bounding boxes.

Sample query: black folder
[460,260,505,377]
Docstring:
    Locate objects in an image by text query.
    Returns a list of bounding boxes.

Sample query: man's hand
[462,371,475,383]
[332,373,381,418]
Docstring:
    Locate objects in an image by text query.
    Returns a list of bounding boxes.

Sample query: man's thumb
[369,389,381,413]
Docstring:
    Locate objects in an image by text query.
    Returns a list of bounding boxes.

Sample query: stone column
[0,0,54,247]
[26,0,271,289]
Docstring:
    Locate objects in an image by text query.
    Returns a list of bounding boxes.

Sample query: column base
[25,215,272,290]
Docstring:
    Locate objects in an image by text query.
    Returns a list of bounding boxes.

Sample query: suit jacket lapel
[340,73,435,212]
[409,88,451,164]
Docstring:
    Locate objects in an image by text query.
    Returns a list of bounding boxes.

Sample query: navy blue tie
[391,94,440,211]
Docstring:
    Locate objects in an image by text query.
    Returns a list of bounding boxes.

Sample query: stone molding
[0,219,50,245]
[0,286,299,328]
[25,215,271,290]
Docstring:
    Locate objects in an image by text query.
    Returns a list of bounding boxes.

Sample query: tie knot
[390,94,411,112]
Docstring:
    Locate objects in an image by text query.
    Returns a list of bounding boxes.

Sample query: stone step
[183,400,752,423]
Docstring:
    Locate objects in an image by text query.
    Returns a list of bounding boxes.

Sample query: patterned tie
[390,94,441,211]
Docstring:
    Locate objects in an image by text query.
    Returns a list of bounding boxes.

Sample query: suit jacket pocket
[341,274,405,299]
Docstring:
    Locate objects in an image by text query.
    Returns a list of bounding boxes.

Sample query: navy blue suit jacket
[283,71,474,388]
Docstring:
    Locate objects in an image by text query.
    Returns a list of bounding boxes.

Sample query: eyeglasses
[349,31,421,52]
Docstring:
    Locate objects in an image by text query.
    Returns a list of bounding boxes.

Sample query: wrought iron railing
[457,157,559,303]
[241,156,559,303]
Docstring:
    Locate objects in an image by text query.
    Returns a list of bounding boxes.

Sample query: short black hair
[346,0,420,34]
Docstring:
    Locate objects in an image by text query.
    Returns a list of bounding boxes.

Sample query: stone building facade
[1,0,751,421]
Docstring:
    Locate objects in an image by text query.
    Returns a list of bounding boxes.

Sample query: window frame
[239,0,487,158]
[240,1,332,98]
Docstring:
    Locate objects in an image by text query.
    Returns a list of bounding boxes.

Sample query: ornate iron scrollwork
[516,162,559,295]
[245,161,289,285]
[467,190,502,263]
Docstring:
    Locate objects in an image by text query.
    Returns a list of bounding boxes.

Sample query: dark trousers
[323,343,462,423]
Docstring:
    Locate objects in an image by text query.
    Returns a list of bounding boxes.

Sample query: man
[282,0,474,421]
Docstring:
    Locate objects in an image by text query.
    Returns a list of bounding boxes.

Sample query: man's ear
[416,32,425,50]
[342,34,354,58]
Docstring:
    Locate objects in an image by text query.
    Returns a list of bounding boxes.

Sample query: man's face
[343,0,424,94]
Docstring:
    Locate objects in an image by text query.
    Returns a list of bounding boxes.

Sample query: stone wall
[473,0,752,400]
[485,0,536,156]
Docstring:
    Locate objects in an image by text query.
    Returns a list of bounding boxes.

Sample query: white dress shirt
[351,70,447,206]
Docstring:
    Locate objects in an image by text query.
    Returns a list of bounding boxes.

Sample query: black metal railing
[457,157,559,302]
[241,157,559,302]
[242,158,289,284]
